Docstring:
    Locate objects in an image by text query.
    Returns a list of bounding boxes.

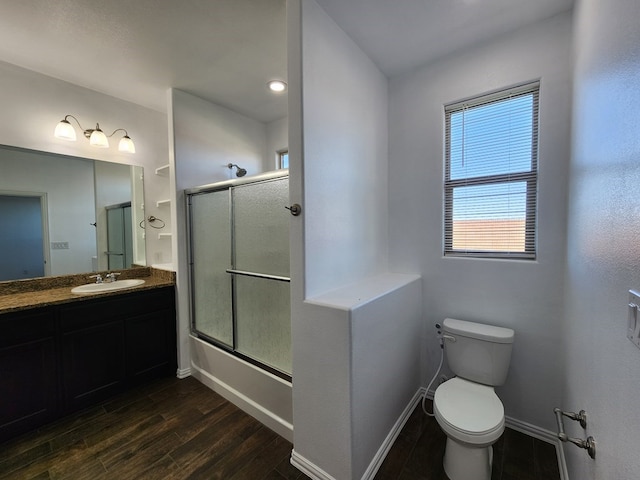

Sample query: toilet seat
[434,377,505,446]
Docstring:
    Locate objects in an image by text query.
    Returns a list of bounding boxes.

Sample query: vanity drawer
[59,287,174,331]
[0,308,56,347]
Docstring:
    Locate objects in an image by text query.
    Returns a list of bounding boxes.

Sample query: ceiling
[0,0,287,123]
[0,0,573,124]
[315,0,574,77]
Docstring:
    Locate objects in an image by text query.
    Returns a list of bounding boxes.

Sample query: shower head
[227,163,247,177]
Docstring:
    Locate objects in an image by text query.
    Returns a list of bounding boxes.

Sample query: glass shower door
[232,178,291,374]
[189,190,233,347]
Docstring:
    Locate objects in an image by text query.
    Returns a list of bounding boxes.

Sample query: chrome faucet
[105,272,121,283]
[89,274,103,284]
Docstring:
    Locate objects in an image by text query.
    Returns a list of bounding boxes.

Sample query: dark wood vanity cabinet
[59,287,177,411]
[0,286,176,442]
[60,316,127,411]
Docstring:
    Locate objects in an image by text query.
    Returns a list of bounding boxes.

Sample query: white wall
[170,89,268,192]
[388,13,573,431]
[0,61,171,267]
[564,0,640,478]
[298,0,389,298]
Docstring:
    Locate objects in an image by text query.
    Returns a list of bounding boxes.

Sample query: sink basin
[71,279,146,295]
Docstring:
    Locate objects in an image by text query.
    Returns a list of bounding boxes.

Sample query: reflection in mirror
[0,145,146,282]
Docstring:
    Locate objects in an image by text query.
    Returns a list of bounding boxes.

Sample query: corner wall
[388,12,573,432]
[297,0,389,299]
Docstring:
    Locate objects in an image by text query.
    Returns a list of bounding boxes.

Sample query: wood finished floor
[375,401,561,480]
[0,376,560,480]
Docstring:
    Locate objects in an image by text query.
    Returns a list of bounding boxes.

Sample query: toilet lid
[434,377,504,436]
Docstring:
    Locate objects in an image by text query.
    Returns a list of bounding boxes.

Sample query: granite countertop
[0,266,175,314]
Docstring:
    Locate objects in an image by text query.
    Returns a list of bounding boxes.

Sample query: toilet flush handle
[442,334,456,343]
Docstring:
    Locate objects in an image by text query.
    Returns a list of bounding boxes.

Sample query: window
[277,149,289,169]
[444,82,539,259]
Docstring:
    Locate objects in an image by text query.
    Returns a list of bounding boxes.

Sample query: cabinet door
[0,309,57,442]
[126,309,175,383]
[61,320,125,411]
[0,338,57,442]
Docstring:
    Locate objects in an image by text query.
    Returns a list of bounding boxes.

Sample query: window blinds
[444,82,539,259]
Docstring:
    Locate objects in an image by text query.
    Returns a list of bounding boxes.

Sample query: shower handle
[285,204,302,216]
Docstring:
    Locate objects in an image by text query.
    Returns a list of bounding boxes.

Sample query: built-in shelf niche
[153,164,172,241]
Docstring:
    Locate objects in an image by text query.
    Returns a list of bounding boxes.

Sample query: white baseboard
[290,388,425,480]
[176,367,191,379]
[290,450,336,480]
[361,388,425,479]
[505,415,557,444]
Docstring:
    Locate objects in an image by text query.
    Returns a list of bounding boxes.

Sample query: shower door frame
[185,170,291,381]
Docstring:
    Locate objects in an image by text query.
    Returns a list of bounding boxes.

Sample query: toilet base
[443,437,493,480]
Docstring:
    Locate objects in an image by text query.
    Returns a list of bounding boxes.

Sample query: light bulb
[118,135,136,153]
[267,80,287,93]
[89,125,109,148]
[54,119,76,141]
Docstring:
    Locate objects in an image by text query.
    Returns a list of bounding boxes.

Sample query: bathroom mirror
[0,144,146,282]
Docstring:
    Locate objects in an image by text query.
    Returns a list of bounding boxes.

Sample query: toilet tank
[442,318,515,386]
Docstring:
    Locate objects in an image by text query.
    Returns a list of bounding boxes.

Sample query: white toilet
[433,318,515,480]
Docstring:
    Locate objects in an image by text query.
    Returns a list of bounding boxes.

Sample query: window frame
[277,149,289,169]
[443,82,539,260]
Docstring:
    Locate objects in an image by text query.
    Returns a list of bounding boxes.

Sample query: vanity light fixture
[267,80,287,93]
[54,115,136,153]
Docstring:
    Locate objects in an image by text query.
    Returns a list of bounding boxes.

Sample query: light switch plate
[628,290,640,349]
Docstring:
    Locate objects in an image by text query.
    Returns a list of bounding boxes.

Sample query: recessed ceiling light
[268,80,287,93]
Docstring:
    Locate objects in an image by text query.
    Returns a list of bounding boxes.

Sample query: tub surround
[0,266,175,313]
